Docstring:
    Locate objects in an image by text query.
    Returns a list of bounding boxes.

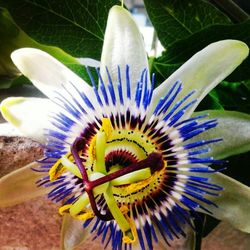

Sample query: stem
[150,30,158,57]
[71,137,89,181]
[211,0,249,23]
[193,213,205,250]
[71,137,113,221]
[88,152,163,189]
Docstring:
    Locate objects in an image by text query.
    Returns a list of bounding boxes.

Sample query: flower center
[49,118,165,243]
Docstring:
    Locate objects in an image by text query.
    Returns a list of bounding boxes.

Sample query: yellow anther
[120,205,129,215]
[88,136,96,162]
[119,204,137,243]
[49,152,77,181]
[122,215,138,244]
[88,117,112,163]
[49,159,66,181]
[101,117,113,139]
[59,205,94,221]
[59,204,71,215]
[124,168,165,194]
[73,210,95,220]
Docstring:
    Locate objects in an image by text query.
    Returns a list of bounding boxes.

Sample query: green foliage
[0,0,119,59]
[144,0,231,47]
[144,0,250,116]
[0,0,119,88]
[153,20,250,84]
[0,0,250,114]
[199,81,250,113]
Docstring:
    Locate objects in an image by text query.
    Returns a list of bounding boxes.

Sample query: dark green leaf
[0,75,30,89]
[144,0,231,48]
[0,7,81,84]
[0,0,120,59]
[153,20,250,83]
[214,81,250,112]
[0,6,102,88]
[198,81,250,113]
[197,89,224,111]
[224,151,250,186]
[244,80,250,90]
[0,7,79,68]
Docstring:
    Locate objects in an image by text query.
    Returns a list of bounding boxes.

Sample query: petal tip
[11,48,45,74]
[214,39,249,60]
[110,5,127,14]
[0,97,25,126]
[108,4,134,24]
[235,40,249,58]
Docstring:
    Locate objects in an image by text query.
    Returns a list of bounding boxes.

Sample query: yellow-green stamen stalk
[104,186,137,243]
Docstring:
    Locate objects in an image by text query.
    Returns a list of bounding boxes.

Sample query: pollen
[88,135,96,162]
[125,167,165,194]
[100,117,113,139]
[122,214,138,244]
[49,158,66,181]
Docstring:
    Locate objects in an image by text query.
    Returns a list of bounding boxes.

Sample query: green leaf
[0,6,101,88]
[223,151,250,186]
[197,89,225,111]
[0,7,81,88]
[0,75,30,89]
[153,20,250,83]
[214,81,250,113]
[198,81,250,113]
[0,7,79,72]
[144,0,231,48]
[0,0,120,59]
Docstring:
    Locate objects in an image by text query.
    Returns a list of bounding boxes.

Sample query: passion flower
[1,5,250,250]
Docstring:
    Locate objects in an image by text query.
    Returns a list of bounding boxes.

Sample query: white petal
[79,58,100,67]
[197,172,250,233]
[0,122,21,136]
[11,48,93,99]
[0,162,49,208]
[0,97,54,143]
[100,6,149,93]
[151,40,249,119]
